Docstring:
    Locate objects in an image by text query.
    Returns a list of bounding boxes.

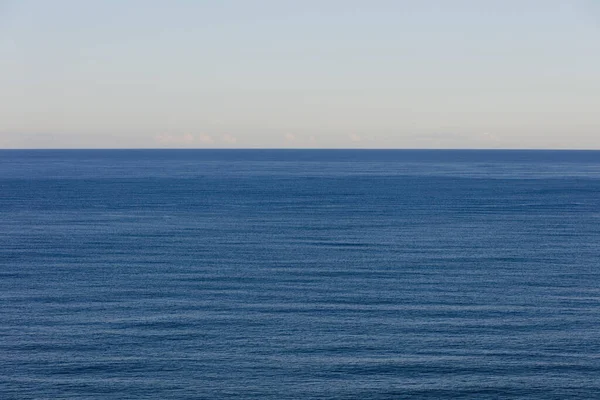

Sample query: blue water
[1,150,600,399]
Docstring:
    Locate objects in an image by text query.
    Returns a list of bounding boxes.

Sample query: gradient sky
[1,0,599,148]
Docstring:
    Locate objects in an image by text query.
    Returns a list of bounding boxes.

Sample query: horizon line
[1,148,600,151]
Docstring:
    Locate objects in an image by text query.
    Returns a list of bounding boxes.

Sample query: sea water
[1,150,599,399]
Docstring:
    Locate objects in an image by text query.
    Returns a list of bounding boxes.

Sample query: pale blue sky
[1,0,599,148]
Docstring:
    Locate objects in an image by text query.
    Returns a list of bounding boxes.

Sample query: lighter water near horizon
[1,150,600,399]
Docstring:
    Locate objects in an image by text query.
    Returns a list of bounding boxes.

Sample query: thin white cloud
[198,134,214,144]
[349,133,361,142]
[409,131,505,148]
[222,134,237,144]
[155,134,172,144]
[155,133,194,146]
[482,132,499,141]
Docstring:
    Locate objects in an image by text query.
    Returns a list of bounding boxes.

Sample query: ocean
[1,149,599,399]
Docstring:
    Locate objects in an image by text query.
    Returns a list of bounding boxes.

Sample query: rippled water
[1,150,600,399]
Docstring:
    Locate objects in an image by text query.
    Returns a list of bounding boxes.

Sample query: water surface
[1,150,599,399]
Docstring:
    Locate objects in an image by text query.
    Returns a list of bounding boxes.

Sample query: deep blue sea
[1,149,600,399]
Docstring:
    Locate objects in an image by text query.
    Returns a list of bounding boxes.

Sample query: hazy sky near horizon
[1,0,599,149]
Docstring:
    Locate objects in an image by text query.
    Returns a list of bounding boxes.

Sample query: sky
[1,0,599,149]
